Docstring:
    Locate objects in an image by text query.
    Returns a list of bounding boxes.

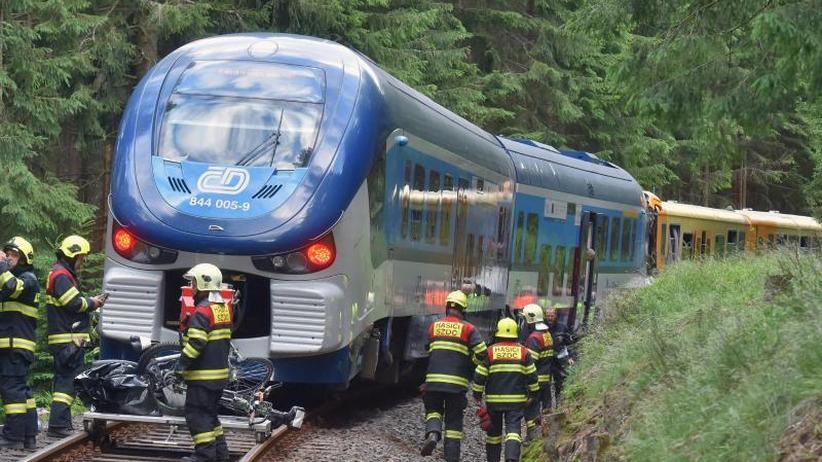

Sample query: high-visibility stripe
[1,301,39,318]
[187,328,208,341]
[538,374,552,383]
[57,287,80,306]
[425,373,468,387]
[192,431,215,445]
[486,394,527,403]
[26,398,36,409]
[444,430,463,440]
[425,412,442,421]
[10,279,24,299]
[213,426,224,437]
[471,383,485,393]
[48,333,89,344]
[208,328,231,340]
[80,297,89,312]
[475,365,488,376]
[524,364,537,374]
[0,271,13,285]
[505,432,522,442]
[182,343,200,359]
[429,340,469,355]
[183,368,230,381]
[472,343,488,354]
[0,337,36,352]
[528,348,539,359]
[52,392,74,405]
[4,402,28,414]
[526,419,538,429]
[486,435,503,445]
[542,350,555,358]
[528,383,540,392]
[489,364,527,374]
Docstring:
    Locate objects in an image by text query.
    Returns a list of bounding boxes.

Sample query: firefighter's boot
[420,431,439,456]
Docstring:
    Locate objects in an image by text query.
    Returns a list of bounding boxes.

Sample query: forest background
[1,0,822,253]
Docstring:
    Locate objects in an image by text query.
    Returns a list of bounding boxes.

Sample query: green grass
[531,252,822,461]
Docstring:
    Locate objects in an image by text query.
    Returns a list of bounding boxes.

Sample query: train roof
[659,201,750,225]
[736,210,822,232]
[500,138,642,206]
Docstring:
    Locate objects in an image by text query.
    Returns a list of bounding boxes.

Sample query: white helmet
[184,263,223,292]
[522,303,548,330]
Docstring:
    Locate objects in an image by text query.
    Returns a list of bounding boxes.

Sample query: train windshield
[158,94,321,168]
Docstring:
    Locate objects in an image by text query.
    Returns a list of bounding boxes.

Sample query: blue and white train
[101,33,646,385]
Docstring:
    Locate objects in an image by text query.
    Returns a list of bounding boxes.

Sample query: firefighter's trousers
[486,408,524,462]
[524,385,552,431]
[0,352,37,442]
[185,384,228,461]
[48,344,84,430]
[423,390,467,462]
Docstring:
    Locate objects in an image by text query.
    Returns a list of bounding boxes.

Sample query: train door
[569,211,599,330]
[667,225,681,263]
[451,177,471,289]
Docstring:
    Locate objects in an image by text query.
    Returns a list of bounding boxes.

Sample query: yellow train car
[644,192,822,272]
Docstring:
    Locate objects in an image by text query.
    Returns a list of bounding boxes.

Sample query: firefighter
[545,308,572,400]
[521,304,554,441]
[473,318,538,462]
[420,290,487,461]
[46,235,106,437]
[0,237,40,449]
[176,263,233,462]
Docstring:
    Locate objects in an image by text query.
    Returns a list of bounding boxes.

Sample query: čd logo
[197,167,250,195]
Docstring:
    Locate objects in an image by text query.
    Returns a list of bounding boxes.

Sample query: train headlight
[111,221,178,264]
[252,233,336,274]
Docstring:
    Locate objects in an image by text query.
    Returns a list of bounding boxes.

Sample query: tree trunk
[136,4,159,78]
[703,164,710,206]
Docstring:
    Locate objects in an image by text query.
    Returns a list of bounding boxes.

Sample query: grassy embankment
[525,252,821,461]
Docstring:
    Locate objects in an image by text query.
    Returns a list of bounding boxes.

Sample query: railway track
[20,415,289,462]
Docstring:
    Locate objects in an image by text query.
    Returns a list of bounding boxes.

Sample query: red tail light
[113,228,136,254]
[306,243,333,267]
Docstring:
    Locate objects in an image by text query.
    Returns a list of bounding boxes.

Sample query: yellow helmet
[58,235,91,258]
[184,263,223,291]
[522,304,544,324]
[4,237,34,265]
[495,318,519,339]
[445,290,468,310]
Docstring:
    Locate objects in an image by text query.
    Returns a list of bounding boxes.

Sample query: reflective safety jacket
[46,260,94,347]
[424,315,487,393]
[524,329,554,387]
[178,297,233,390]
[0,261,40,360]
[472,341,539,411]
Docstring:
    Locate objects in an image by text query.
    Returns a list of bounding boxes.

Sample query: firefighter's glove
[476,406,491,432]
[418,383,427,395]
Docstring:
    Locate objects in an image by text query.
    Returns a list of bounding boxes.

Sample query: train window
[440,174,454,246]
[629,219,637,260]
[159,94,321,168]
[738,232,746,251]
[700,231,707,255]
[715,235,725,257]
[682,233,694,259]
[800,236,809,249]
[621,219,632,261]
[669,225,681,262]
[567,203,577,220]
[401,161,411,239]
[553,246,566,296]
[727,230,737,252]
[661,223,668,257]
[475,178,485,192]
[596,216,608,261]
[411,164,425,241]
[477,236,485,269]
[514,212,525,263]
[610,217,621,261]
[366,149,386,266]
[426,170,440,244]
[538,244,552,295]
[565,247,575,295]
[525,213,539,264]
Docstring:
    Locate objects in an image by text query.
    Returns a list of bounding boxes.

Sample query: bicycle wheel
[136,343,186,416]
[227,357,274,396]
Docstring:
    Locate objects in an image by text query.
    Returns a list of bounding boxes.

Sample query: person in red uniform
[521,304,554,441]
[176,263,233,462]
[420,290,487,461]
[473,318,538,462]
[46,235,106,437]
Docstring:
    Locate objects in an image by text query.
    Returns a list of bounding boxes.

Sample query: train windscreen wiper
[235,109,284,167]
